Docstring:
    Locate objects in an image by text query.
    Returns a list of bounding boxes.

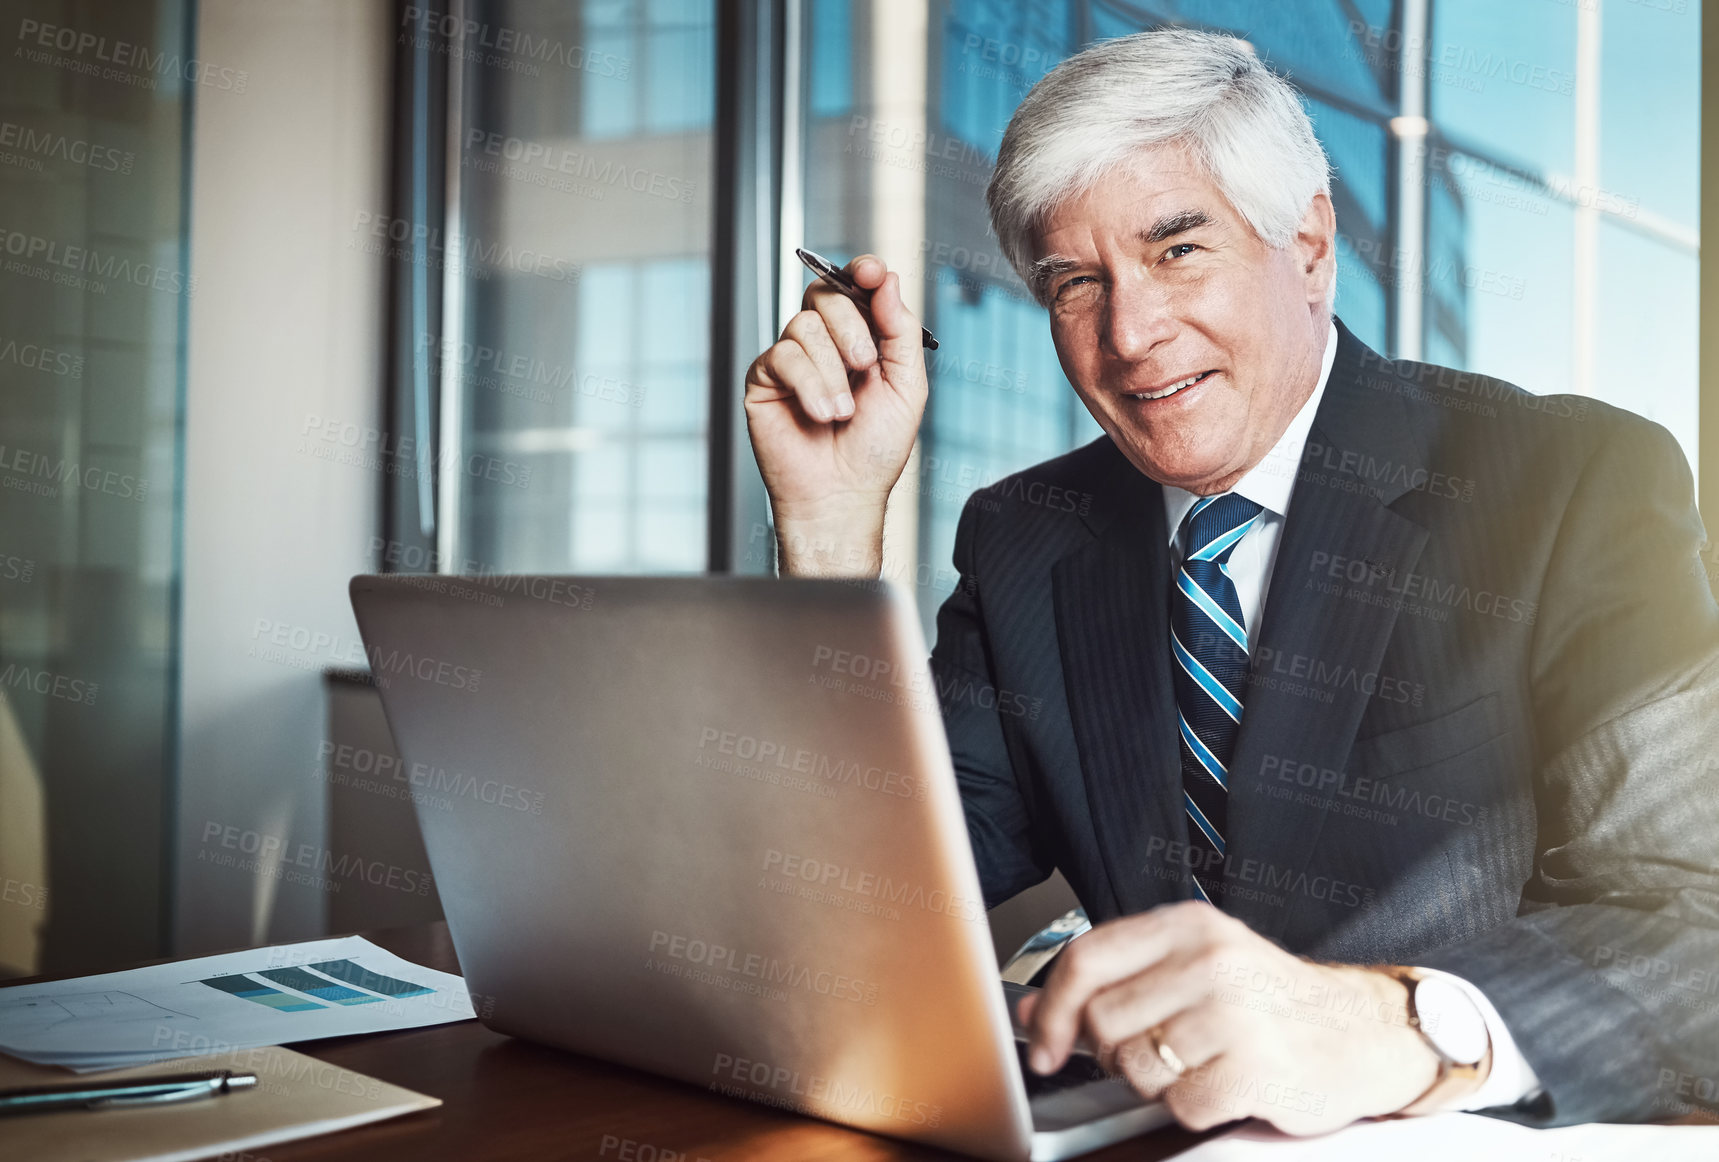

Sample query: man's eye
[1165,243,1199,261]
[1056,275,1096,296]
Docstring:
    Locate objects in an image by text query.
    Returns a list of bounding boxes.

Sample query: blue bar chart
[309,959,434,998]
[200,974,326,1012]
[258,966,385,1006]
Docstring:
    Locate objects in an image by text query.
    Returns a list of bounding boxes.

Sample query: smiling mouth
[1128,370,1216,401]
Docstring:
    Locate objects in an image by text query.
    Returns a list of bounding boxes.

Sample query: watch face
[1415,976,1489,1065]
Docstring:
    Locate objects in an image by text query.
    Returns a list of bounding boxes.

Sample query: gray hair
[986,29,1334,308]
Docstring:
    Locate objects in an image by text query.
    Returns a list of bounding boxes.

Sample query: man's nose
[1101,273,1175,362]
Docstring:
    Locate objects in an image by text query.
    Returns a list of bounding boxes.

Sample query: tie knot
[1181,493,1264,564]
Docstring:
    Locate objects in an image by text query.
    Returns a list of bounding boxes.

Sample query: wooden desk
[261,923,1218,1161]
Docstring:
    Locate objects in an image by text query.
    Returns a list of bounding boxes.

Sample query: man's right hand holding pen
[744,254,928,579]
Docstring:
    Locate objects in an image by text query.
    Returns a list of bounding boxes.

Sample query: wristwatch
[1372,965,1493,1116]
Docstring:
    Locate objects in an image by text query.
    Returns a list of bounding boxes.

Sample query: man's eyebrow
[1027,254,1080,303]
[1027,209,1215,303]
[1138,208,1214,245]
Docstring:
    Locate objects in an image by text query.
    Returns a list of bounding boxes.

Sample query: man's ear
[1295,191,1337,306]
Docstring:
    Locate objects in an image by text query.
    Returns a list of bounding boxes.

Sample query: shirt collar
[1163,320,1339,545]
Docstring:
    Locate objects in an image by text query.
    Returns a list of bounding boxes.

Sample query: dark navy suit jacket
[932,318,1719,1124]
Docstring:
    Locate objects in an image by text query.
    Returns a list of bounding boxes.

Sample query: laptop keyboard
[1014,1040,1116,1097]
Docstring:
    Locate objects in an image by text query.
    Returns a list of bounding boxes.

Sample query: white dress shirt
[1159,322,1540,1112]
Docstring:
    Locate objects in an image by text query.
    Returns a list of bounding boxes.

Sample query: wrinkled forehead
[1031,144,1241,248]
[1026,146,1254,303]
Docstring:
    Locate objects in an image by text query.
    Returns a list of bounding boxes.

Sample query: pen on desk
[795,247,939,351]
[0,1069,258,1116]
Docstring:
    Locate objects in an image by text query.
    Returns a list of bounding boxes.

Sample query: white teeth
[1131,371,1207,400]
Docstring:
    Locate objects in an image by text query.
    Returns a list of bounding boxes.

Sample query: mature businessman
[744,30,1719,1133]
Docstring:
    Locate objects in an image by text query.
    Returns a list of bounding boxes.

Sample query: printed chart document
[0,935,475,1071]
[0,1045,440,1162]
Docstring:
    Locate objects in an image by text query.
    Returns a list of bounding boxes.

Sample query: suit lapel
[1221,321,1431,939]
[1052,444,1189,917]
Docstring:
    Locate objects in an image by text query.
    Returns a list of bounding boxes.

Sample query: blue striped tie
[1171,493,1263,904]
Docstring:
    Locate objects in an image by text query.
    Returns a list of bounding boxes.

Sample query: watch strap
[1372,964,1494,1117]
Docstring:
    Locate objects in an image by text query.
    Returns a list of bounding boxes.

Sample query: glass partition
[0,0,191,977]
[446,0,716,574]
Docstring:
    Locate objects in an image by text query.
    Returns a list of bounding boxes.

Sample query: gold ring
[1151,1027,1186,1077]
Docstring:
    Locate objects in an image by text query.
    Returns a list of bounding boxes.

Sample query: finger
[782,310,857,420]
[862,270,928,392]
[800,253,883,370]
[797,252,883,311]
[809,255,923,398]
[1109,1030,1182,1101]
[1162,1053,1248,1134]
[845,253,888,289]
[745,346,791,399]
[1082,949,1222,1067]
[1139,1003,1229,1078]
[749,338,840,424]
[801,288,878,381]
[1028,902,1220,1073]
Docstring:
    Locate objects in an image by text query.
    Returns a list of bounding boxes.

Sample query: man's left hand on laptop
[1017,900,1436,1134]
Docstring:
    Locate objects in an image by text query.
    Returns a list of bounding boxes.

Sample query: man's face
[1033,143,1334,495]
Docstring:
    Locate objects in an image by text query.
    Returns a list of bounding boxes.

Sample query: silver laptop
[348,574,1169,1161]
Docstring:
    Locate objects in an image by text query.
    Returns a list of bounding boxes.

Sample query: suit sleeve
[931,491,1053,908]
[1414,414,1719,1125]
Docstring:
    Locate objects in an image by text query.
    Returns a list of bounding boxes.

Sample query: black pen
[795,247,939,350]
[0,1069,258,1116]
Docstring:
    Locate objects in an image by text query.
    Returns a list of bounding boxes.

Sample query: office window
[1426,0,1699,465]
[809,0,855,117]
[920,280,1101,588]
[448,0,715,573]
[939,0,1071,150]
[1309,99,1390,355]
[1154,0,1389,107]
[394,0,1700,593]
[582,0,715,139]
[799,0,1702,637]
[567,258,708,569]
